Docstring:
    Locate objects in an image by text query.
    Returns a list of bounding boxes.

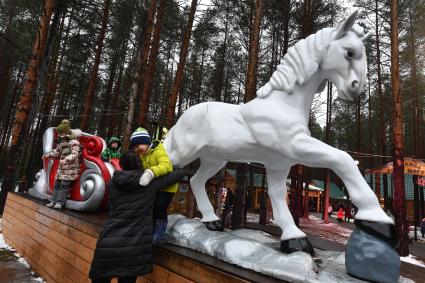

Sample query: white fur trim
[71,129,82,138]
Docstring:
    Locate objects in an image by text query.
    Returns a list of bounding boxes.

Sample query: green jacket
[141,140,178,193]
[101,137,122,161]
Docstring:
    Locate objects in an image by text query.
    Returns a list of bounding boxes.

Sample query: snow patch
[166,214,411,283]
[0,232,12,250]
[400,254,425,268]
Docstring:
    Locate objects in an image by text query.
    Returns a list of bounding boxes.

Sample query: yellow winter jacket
[140,140,178,193]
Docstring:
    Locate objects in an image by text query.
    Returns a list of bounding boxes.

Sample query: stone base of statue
[346,220,400,283]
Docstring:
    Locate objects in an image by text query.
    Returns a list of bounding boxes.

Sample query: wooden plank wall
[2,193,192,283]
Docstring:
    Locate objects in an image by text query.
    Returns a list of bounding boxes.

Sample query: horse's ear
[362,31,373,41]
[334,10,359,39]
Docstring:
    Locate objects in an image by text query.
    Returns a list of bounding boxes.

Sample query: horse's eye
[346,49,355,59]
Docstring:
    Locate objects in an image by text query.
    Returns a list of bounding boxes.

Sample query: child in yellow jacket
[130,127,178,243]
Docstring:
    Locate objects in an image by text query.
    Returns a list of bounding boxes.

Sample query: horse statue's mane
[257,22,368,99]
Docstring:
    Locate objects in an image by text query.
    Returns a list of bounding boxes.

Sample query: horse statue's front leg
[288,133,399,282]
[288,134,393,225]
[265,166,315,256]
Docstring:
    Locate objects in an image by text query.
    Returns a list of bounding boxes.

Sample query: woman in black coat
[89,151,184,283]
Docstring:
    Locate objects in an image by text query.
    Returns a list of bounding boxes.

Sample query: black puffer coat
[89,169,184,279]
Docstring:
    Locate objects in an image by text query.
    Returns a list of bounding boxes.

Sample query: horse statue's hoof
[205,220,224,231]
[346,220,400,283]
[280,237,315,256]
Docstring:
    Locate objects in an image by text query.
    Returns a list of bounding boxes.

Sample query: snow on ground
[0,218,46,283]
[248,212,425,268]
[167,214,413,283]
[401,254,425,267]
[300,215,352,245]
[247,213,352,245]
[409,226,425,243]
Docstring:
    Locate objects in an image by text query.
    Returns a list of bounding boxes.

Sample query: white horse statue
[164,11,394,255]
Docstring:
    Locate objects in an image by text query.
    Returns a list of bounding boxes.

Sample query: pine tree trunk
[0,0,55,213]
[244,0,263,102]
[323,82,332,223]
[302,0,312,38]
[0,0,17,110]
[367,66,373,169]
[375,0,390,209]
[216,6,229,102]
[106,59,125,138]
[282,0,290,55]
[80,0,111,131]
[99,56,118,136]
[303,167,310,219]
[133,0,158,126]
[356,96,361,152]
[138,0,166,127]
[0,64,24,155]
[232,164,247,229]
[195,47,206,105]
[390,0,409,256]
[123,81,138,150]
[25,3,67,184]
[409,15,421,158]
[375,0,386,163]
[123,0,157,142]
[166,0,198,127]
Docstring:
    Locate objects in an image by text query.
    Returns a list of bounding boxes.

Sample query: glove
[139,169,154,186]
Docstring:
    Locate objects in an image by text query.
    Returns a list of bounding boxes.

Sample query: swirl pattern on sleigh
[28,127,121,212]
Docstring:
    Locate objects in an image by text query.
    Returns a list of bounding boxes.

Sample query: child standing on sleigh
[44,119,81,209]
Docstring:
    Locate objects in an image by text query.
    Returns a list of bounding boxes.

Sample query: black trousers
[92,276,136,283]
[153,191,175,220]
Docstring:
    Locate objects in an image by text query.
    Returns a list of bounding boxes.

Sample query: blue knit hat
[130,127,151,146]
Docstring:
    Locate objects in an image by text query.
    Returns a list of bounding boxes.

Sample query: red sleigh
[28,127,121,212]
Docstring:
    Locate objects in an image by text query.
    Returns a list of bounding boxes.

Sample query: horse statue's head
[321,11,371,100]
[257,10,371,101]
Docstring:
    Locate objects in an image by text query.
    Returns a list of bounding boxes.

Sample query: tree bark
[138,0,166,127]
[282,0,290,55]
[166,0,198,127]
[106,59,125,138]
[409,15,421,158]
[244,0,263,102]
[375,0,386,162]
[303,167,310,219]
[232,164,247,229]
[0,64,24,155]
[290,165,304,226]
[80,0,111,131]
[216,5,229,102]
[322,82,332,223]
[123,0,158,142]
[133,0,158,126]
[0,0,17,111]
[390,0,409,256]
[374,0,390,210]
[0,0,55,213]
[356,96,361,152]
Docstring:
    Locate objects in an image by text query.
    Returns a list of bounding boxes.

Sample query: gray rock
[346,226,400,283]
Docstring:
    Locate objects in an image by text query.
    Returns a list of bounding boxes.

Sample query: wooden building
[365,158,425,224]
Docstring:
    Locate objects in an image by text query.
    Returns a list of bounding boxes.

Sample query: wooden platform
[1,193,282,283]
